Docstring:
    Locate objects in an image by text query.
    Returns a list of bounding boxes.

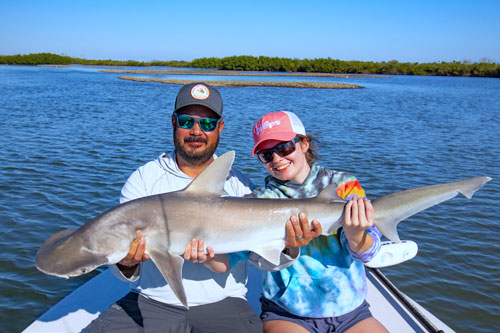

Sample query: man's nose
[190,122,203,134]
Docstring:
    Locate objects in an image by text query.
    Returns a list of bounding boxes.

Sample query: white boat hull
[24,266,454,332]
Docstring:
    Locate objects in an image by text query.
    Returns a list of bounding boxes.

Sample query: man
[85,82,319,332]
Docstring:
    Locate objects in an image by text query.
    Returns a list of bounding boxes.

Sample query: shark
[35,150,491,307]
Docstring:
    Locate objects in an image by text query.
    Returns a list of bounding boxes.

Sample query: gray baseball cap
[173,82,223,117]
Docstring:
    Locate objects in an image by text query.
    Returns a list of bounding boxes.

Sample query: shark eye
[81,268,87,273]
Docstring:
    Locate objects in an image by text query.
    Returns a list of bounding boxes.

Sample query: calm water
[1,66,499,332]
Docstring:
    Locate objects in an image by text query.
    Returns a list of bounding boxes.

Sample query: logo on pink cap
[251,111,306,156]
[254,119,281,136]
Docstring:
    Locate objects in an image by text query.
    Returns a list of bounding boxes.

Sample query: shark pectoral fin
[148,250,188,308]
[251,240,286,266]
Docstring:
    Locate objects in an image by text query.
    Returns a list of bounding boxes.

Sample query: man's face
[172,105,224,166]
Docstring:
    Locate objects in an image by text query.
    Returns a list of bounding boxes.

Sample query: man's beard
[174,129,219,166]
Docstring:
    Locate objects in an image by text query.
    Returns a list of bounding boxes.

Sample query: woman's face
[257,138,311,184]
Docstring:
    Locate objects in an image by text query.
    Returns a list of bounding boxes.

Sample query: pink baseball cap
[251,111,306,156]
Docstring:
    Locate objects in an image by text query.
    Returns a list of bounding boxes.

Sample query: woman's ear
[300,138,310,152]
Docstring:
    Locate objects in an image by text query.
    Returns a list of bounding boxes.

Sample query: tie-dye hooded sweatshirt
[228,163,381,318]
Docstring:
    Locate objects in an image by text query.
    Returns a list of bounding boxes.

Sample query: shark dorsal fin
[316,183,340,201]
[183,150,235,196]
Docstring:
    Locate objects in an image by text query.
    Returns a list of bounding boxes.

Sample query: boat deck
[24,266,454,332]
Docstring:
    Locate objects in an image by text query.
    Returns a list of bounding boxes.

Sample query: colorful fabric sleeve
[340,226,381,263]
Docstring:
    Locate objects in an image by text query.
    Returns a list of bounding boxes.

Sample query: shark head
[35,228,111,277]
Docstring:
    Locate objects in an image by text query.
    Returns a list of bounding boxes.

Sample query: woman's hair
[297,134,318,166]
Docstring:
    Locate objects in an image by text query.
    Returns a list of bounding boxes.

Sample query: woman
[186,111,387,332]
[245,111,387,333]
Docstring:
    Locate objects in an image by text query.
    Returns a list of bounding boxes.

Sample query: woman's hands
[343,197,374,253]
[284,213,322,249]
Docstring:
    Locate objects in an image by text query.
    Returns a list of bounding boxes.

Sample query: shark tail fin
[372,176,491,243]
[454,176,492,199]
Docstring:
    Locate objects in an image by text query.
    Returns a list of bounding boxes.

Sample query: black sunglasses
[174,114,222,132]
[256,137,301,163]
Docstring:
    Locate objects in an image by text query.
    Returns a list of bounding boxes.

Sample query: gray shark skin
[35,151,491,307]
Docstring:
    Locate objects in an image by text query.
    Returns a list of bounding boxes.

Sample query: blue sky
[1,0,499,63]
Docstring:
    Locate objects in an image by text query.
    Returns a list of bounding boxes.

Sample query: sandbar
[117,76,364,89]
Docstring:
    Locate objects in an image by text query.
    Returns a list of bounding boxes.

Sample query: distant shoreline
[118,76,364,89]
[102,69,385,79]
[2,54,498,78]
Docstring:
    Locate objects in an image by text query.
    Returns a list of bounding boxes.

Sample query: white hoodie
[110,151,255,307]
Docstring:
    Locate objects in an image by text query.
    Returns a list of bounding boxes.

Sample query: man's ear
[218,119,224,133]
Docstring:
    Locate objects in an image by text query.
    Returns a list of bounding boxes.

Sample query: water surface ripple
[0,66,499,332]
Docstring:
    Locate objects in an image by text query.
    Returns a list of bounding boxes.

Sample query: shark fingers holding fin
[35,150,492,307]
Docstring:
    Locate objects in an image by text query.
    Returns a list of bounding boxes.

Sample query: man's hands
[183,239,215,263]
[117,230,150,278]
[284,213,322,249]
[343,197,374,253]
[183,239,230,273]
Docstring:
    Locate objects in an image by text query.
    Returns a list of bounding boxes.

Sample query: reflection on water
[0,66,499,332]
